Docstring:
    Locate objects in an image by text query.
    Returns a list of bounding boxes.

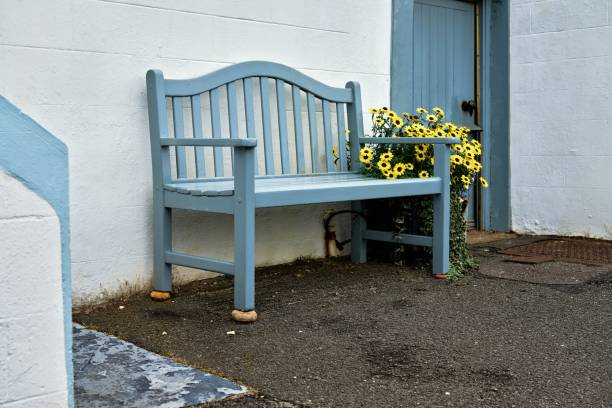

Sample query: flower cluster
[359,106,488,191]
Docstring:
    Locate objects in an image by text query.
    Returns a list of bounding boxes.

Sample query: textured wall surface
[0,172,69,407]
[510,0,612,239]
[0,0,391,304]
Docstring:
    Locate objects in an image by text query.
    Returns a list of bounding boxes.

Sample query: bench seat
[163,173,442,208]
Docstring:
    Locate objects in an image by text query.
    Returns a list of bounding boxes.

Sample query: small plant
[360,106,487,280]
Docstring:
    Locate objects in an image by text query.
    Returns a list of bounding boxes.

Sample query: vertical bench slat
[336,103,348,172]
[276,79,290,174]
[322,100,334,172]
[227,82,239,139]
[209,88,224,177]
[191,94,206,177]
[292,85,306,174]
[243,78,259,175]
[172,97,187,178]
[259,77,275,174]
[307,93,319,173]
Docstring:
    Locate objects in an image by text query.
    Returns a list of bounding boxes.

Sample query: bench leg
[233,205,256,318]
[151,204,172,301]
[351,201,367,263]
[432,188,450,278]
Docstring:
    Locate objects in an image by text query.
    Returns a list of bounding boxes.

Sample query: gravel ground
[75,238,612,407]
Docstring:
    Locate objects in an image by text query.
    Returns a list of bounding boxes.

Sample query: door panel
[413,0,477,226]
[413,0,475,127]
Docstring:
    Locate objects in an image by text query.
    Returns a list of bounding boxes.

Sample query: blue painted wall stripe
[0,96,73,408]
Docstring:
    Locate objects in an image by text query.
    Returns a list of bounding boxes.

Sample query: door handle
[461,99,476,116]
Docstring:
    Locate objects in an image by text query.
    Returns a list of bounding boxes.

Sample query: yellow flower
[368,107,379,114]
[377,160,391,171]
[433,107,445,117]
[393,117,404,127]
[415,152,426,161]
[430,157,435,165]
[418,170,430,178]
[393,163,407,176]
[360,147,372,155]
[465,151,475,159]
[406,163,414,170]
[345,128,351,135]
[435,129,445,137]
[386,172,398,180]
[452,144,465,153]
[409,115,420,121]
[426,114,437,122]
[380,106,389,112]
[480,177,489,188]
[373,118,384,125]
[415,144,427,153]
[332,146,339,158]
[461,175,471,185]
[450,154,463,165]
[380,151,394,161]
[364,162,372,170]
[386,110,397,118]
[401,111,410,118]
[360,152,372,163]
[415,107,428,114]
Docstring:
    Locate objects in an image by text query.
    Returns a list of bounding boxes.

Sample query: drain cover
[500,239,612,266]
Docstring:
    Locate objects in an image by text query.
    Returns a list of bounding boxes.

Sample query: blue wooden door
[413,0,478,226]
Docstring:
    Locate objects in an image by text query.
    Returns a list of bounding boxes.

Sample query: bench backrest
[146,61,364,183]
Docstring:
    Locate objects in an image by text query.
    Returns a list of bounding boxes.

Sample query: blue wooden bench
[146,61,457,321]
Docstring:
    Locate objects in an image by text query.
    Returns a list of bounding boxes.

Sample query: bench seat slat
[163,174,442,207]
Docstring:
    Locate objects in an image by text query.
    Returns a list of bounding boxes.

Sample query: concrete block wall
[510,0,612,239]
[0,1,391,304]
[0,172,69,407]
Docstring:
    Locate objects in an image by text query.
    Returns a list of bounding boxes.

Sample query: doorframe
[390,0,511,231]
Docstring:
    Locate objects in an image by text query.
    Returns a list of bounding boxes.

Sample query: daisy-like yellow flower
[401,111,410,118]
[435,129,445,137]
[360,152,372,163]
[464,158,476,170]
[418,170,430,178]
[480,177,489,188]
[415,144,427,153]
[393,163,407,176]
[450,154,463,165]
[380,151,393,161]
[386,172,398,180]
[426,114,437,122]
[415,107,428,115]
[452,144,465,153]
[380,106,389,112]
[360,147,372,155]
[377,160,391,172]
[433,107,445,117]
[393,117,404,127]
[430,157,435,165]
[472,140,481,148]
[465,151,475,159]
[406,163,414,171]
[374,118,384,125]
[386,110,397,118]
[461,175,471,185]
[415,152,426,161]
[332,146,339,158]
[368,107,379,114]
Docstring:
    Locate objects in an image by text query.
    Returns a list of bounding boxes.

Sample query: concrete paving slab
[73,325,248,408]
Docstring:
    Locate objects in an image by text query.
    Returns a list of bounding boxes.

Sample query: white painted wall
[0,1,391,304]
[510,0,612,239]
[0,171,69,407]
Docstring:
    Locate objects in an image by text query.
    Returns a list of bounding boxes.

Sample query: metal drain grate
[500,239,612,266]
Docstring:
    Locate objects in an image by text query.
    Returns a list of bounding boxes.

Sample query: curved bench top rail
[159,61,354,102]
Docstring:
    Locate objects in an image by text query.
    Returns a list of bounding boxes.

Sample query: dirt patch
[75,247,612,407]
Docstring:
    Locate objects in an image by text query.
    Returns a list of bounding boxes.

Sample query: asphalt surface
[75,237,612,407]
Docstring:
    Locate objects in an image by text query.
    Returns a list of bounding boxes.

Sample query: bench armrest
[359,137,460,145]
[160,138,257,148]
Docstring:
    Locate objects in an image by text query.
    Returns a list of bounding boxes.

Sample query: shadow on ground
[75,236,612,407]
